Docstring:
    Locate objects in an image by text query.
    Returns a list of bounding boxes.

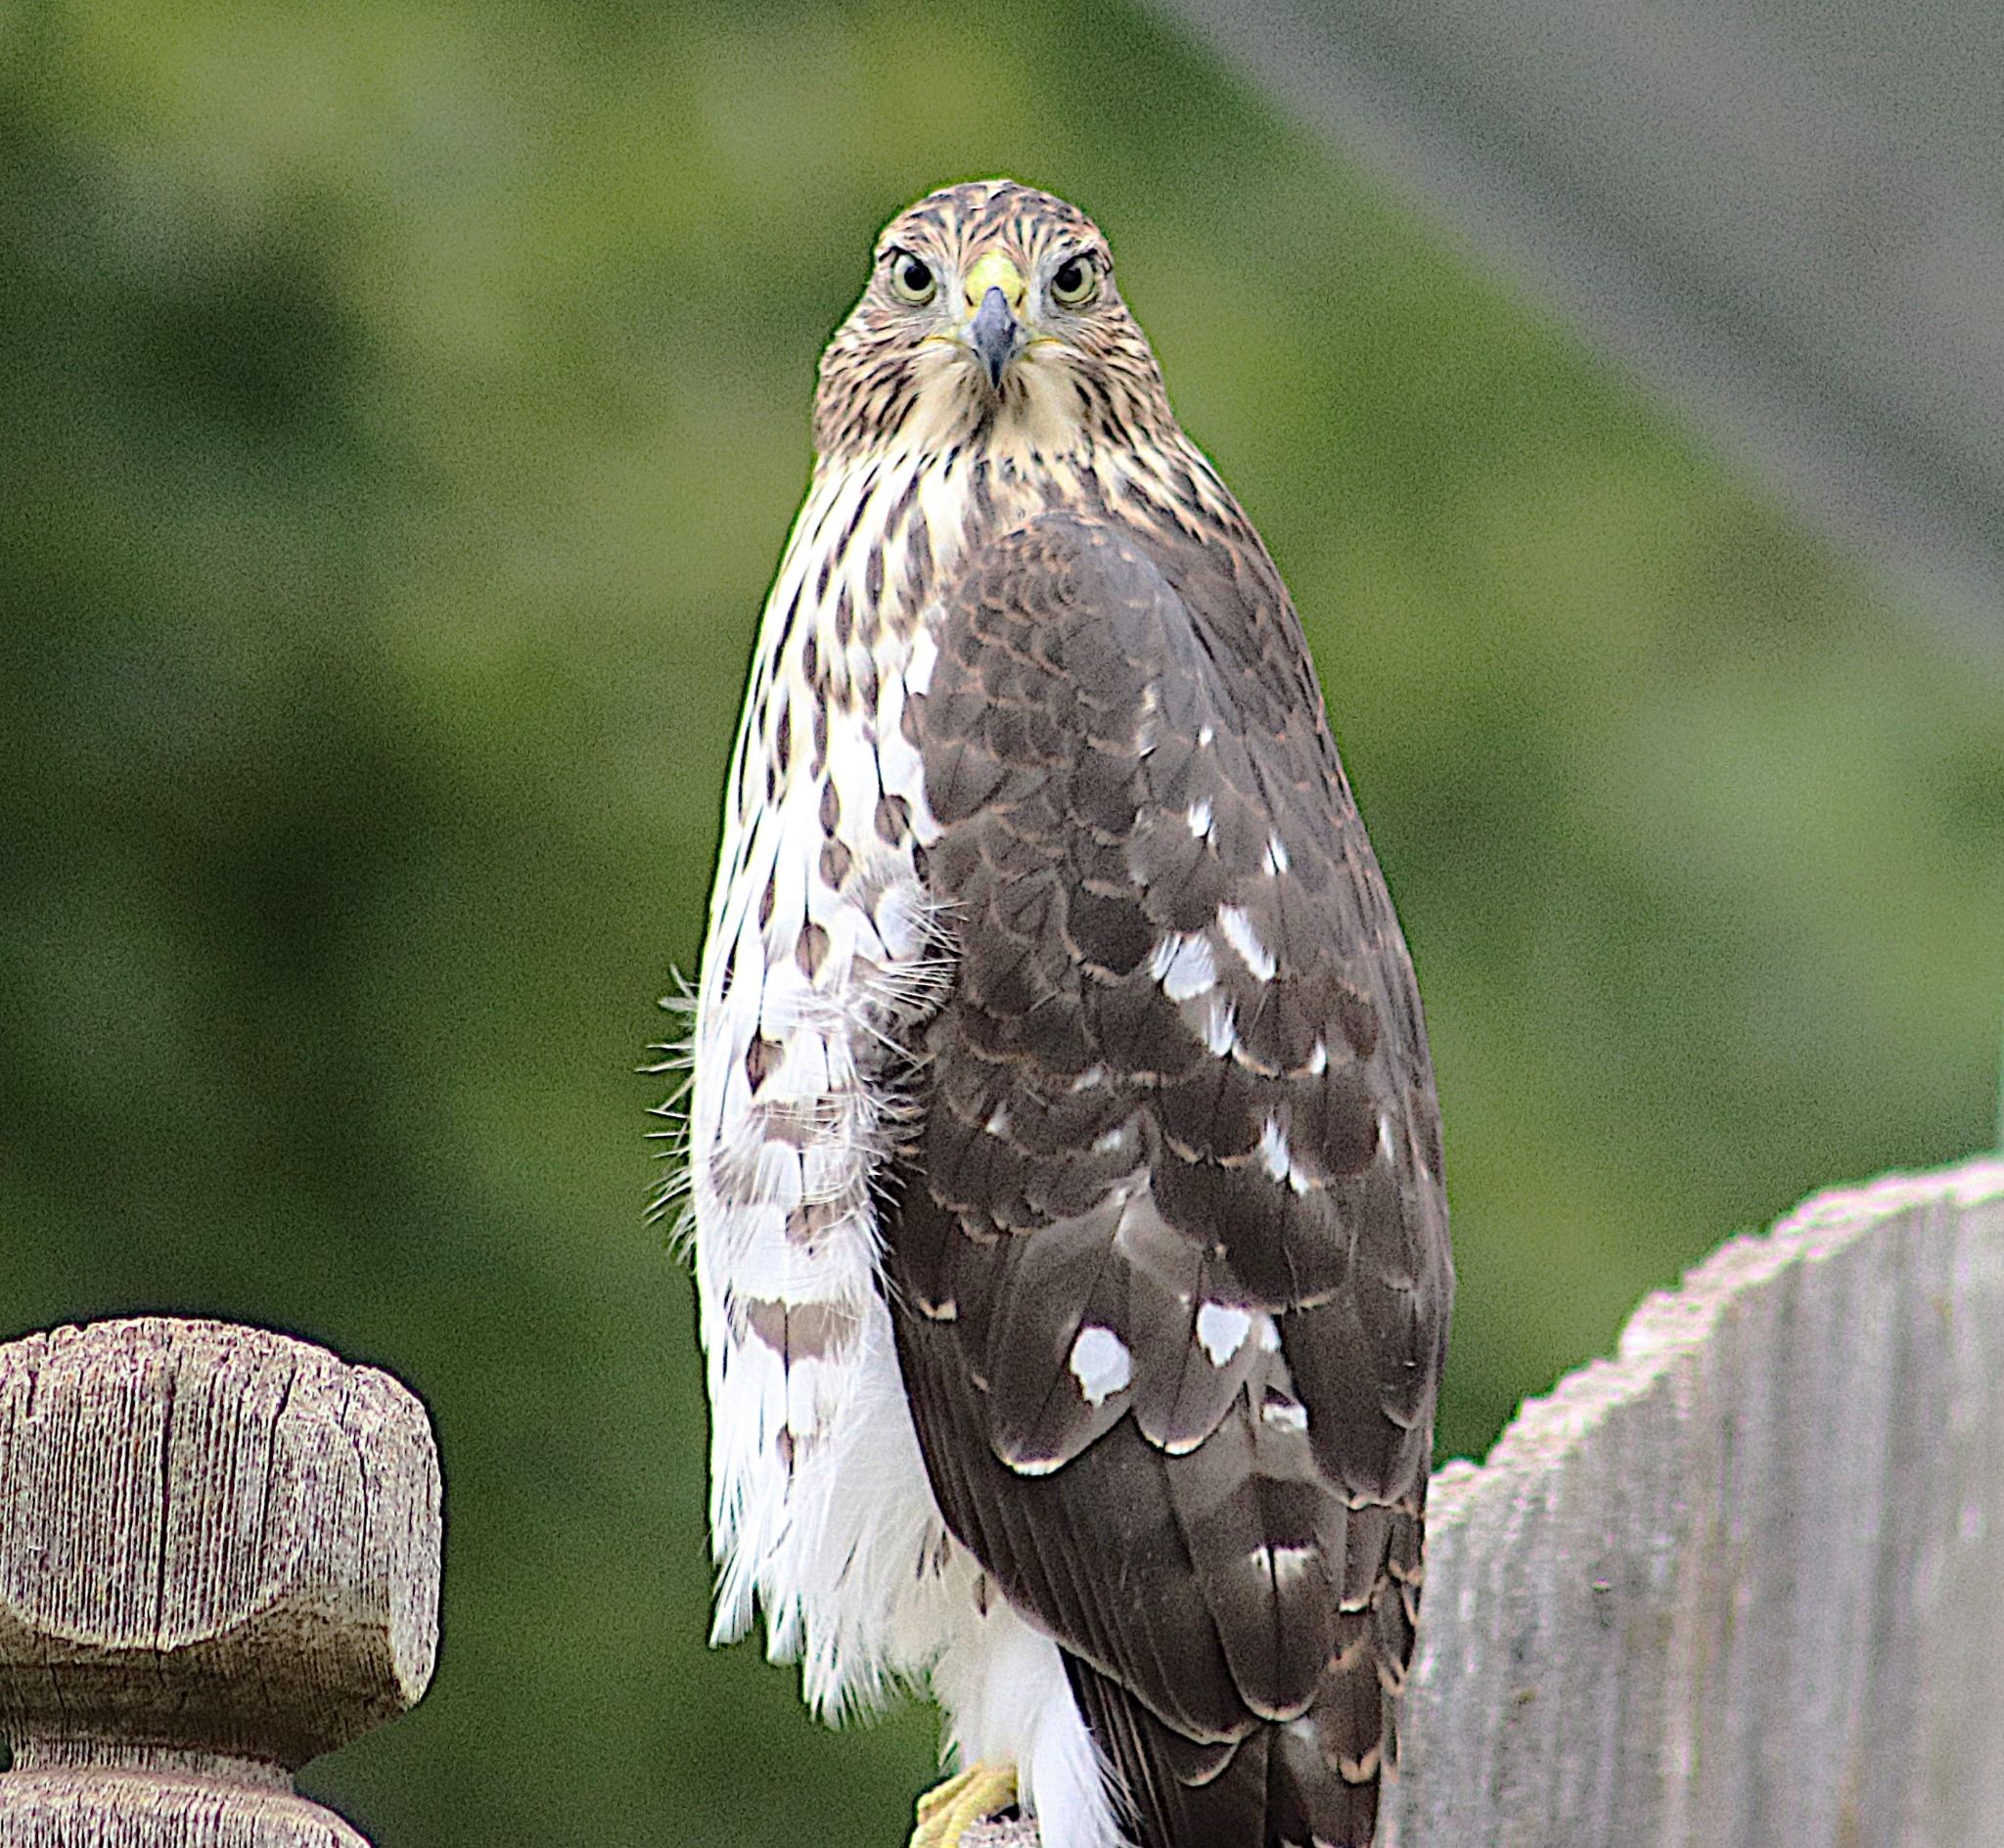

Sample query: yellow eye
[888,250,937,305]
[1049,254,1099,306]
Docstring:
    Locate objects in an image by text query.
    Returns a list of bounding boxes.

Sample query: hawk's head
[814,180,1176,462]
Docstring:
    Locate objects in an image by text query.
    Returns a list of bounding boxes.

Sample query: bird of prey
[680,179,1452,1848]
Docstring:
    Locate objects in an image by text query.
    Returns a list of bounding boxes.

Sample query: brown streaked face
[812,180,1176,461]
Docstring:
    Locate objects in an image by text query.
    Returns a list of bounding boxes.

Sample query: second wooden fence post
[0,1317,442,1846]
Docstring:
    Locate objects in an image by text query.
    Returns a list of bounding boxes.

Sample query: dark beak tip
[969,286,1021,391]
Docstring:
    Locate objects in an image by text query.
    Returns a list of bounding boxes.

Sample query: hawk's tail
[1063,1493,1424,1848]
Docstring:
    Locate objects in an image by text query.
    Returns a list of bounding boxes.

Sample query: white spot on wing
[1254,1313,1282,1353]
[1258,1116,1291,1184]
[1198,724,1214,747]
[1263,832,1291,875]
[1308,1038,1328,1075]
[904,625,938,696]
[1195,1302,1252,1367]
[984,1104,1011,1138]
[1069,1326,1132,1406]
[1186,798,1214,840]
[1264,1543,1319,1587]
[1217,904,1276,982]
[1134,683,1160,754]
[1151,930,1216,1001]
[1201,993,1237,1058]
[1262,1395,1308,1433]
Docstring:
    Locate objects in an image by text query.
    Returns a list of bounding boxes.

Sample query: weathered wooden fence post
[0,1318,441,1846]
[1387,1156,2004,1848]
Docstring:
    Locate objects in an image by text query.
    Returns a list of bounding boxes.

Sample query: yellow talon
[911,1760,1019,1848]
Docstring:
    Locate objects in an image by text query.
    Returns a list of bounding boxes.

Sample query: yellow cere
[962,250,1026,312]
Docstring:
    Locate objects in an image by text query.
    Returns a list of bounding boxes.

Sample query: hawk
[679,180,1452,1848]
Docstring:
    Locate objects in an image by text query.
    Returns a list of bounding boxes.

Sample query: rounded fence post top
[0,1316,442,1771]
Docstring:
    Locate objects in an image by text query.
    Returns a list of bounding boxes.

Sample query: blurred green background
[3,0,2000,1842]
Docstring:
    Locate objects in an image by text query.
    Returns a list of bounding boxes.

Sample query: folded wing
[888,509,1452,1848]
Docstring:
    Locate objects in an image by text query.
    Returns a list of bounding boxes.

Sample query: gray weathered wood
[1388,1157,2004,1847]
[959,1156,2004,1846]
[0,1319,442,1847]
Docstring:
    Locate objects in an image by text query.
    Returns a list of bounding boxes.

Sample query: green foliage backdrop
[3,2,1999,1842]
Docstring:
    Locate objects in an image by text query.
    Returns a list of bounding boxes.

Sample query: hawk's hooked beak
[963,252,1027,390]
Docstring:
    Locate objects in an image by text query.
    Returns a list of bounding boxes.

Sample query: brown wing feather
[888,509,1451,1847]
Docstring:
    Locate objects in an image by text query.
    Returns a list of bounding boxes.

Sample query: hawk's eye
[1049,255,1098,306]
[888,251,937,305]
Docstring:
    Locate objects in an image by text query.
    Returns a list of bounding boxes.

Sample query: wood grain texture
[0,1773,366,1847]
[0,1318,442,1846]
[954,1156,2004,1847]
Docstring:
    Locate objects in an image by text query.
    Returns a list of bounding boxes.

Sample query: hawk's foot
[911,1761,1019,1848]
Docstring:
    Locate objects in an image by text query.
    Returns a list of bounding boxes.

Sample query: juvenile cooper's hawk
[680,181,1452,1848]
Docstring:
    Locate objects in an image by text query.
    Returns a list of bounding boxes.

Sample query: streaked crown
[813,180,1177,461]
